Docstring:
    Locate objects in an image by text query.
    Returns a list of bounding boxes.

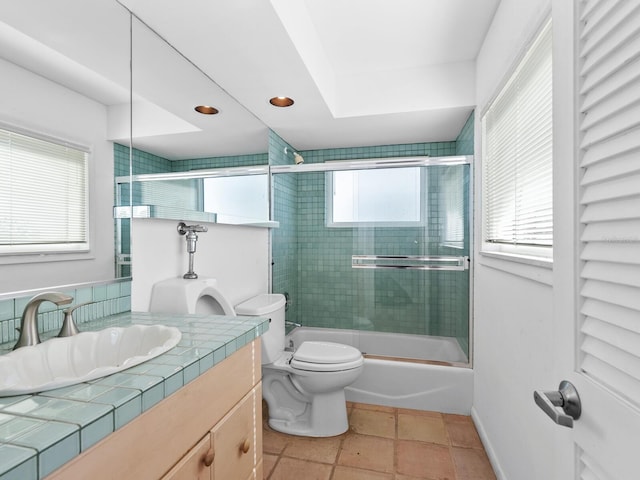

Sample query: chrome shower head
[284,147,304,164]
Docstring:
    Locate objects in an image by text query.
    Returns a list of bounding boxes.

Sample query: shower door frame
[270,155,475,367]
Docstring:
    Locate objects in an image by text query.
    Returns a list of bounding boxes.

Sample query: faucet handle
[62,301,95,315]
[177,222,208,235]
[58,301,95,337]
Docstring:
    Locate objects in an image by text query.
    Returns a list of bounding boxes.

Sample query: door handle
[533,380,581,428]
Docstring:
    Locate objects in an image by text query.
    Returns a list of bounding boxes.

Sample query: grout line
[394,406,399,476]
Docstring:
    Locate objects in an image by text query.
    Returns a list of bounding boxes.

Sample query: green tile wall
[299,142,457,164]
[269,131,298,166]
[269,131,299,321]
[171,153,267,171]
[113,143,131,177]
[455,111,474,155]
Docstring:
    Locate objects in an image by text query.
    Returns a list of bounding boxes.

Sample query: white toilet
[149,277,364,437]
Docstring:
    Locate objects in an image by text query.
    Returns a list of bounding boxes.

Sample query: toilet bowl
[149,277,364,437]
[259,341,363,437]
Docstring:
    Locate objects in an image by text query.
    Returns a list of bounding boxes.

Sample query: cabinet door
[162,435,214,480]
[212,387,260,480]
[250,459,263,480]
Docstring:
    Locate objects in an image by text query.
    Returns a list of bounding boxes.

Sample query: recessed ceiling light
[195,105,219,115]
[269,96,294,107]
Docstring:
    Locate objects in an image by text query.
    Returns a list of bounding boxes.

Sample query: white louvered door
[569,0,640,478]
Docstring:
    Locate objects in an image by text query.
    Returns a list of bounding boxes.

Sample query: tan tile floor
[263,402,496,480]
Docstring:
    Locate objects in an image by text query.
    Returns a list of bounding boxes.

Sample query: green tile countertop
[0,312,269,480]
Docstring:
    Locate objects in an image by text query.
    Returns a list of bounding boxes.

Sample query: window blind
[578,0,640,408]
[443,165,466,249]
[0,128,88,253]
[482,20,553,251]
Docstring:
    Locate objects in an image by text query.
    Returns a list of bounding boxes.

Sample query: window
[0,127,89,254]
[203,174,268,221]
[442,165,466,249]
[482,19,552,259]
[327,167,422,227]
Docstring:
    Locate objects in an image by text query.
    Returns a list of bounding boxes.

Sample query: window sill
[478,250,552,285]
[0,252,94,266]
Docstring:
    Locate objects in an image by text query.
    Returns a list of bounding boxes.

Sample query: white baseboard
[471,406,507,480]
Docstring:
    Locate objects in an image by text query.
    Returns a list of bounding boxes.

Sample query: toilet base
[266,389,349,437]
[262,367,355,437]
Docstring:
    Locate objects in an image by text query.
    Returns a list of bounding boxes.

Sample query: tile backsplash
[0,279,131,347]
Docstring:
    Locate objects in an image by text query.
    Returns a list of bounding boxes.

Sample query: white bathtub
[287,327,473,414]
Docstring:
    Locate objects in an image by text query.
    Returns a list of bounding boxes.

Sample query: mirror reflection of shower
[177,222,208,279]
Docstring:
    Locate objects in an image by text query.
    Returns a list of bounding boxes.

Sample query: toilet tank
[235,294,286,364]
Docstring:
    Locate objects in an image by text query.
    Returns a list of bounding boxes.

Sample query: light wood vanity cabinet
[47,341,262,480]
[162,434,213,480]
[162,385,262,480]
[211,384,262,480]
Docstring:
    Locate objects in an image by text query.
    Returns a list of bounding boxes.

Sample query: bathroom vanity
[46,340,263,480]
[0,312,267,480]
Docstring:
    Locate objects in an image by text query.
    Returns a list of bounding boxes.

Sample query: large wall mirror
[114,13,272,276]
[0,0,132,292]
[0,1,274,290]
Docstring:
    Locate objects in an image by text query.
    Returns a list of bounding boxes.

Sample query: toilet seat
[290,341,363,372]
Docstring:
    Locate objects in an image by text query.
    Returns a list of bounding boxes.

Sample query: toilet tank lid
[293,341,362,364]
[235,294,286,316]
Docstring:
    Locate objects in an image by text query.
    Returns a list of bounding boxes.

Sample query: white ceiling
[0,0,500,159]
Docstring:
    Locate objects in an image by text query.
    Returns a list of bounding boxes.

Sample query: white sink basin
[0,324,182,396]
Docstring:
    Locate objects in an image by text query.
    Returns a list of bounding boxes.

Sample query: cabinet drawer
[212,385,261,480]
[162,435,213,480]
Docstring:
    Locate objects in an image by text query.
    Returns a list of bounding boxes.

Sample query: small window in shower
[327,167,422,227]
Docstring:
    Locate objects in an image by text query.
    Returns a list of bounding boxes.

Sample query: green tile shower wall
[456,111,474,155]
[299,142,457,164]
[269,131,297,166]
[270,131,473,354]
[269,131,300,322]
[115,143,268,175]
[171,152,268,171]
[0,280,132,346]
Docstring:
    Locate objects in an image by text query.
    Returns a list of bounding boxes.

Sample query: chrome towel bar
[351,255,470,271]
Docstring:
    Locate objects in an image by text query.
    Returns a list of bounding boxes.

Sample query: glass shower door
[271,159,471,364]
[346,163,470,361]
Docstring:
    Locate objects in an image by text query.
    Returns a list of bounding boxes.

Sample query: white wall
[472,1,561,479]
[0,58,116,294]
[130,218,270,311]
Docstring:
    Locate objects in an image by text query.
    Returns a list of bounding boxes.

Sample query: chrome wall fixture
[178,222,208,279]
[351,255,470,271]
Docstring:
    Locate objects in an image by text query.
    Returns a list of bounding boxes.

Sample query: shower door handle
[533,380,581,428]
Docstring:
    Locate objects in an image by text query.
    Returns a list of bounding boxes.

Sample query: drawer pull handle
[203,448,215,467]
[241,439,250,454]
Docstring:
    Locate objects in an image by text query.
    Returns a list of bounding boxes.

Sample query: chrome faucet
[13,292,74,350]
[177,222,208,279]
